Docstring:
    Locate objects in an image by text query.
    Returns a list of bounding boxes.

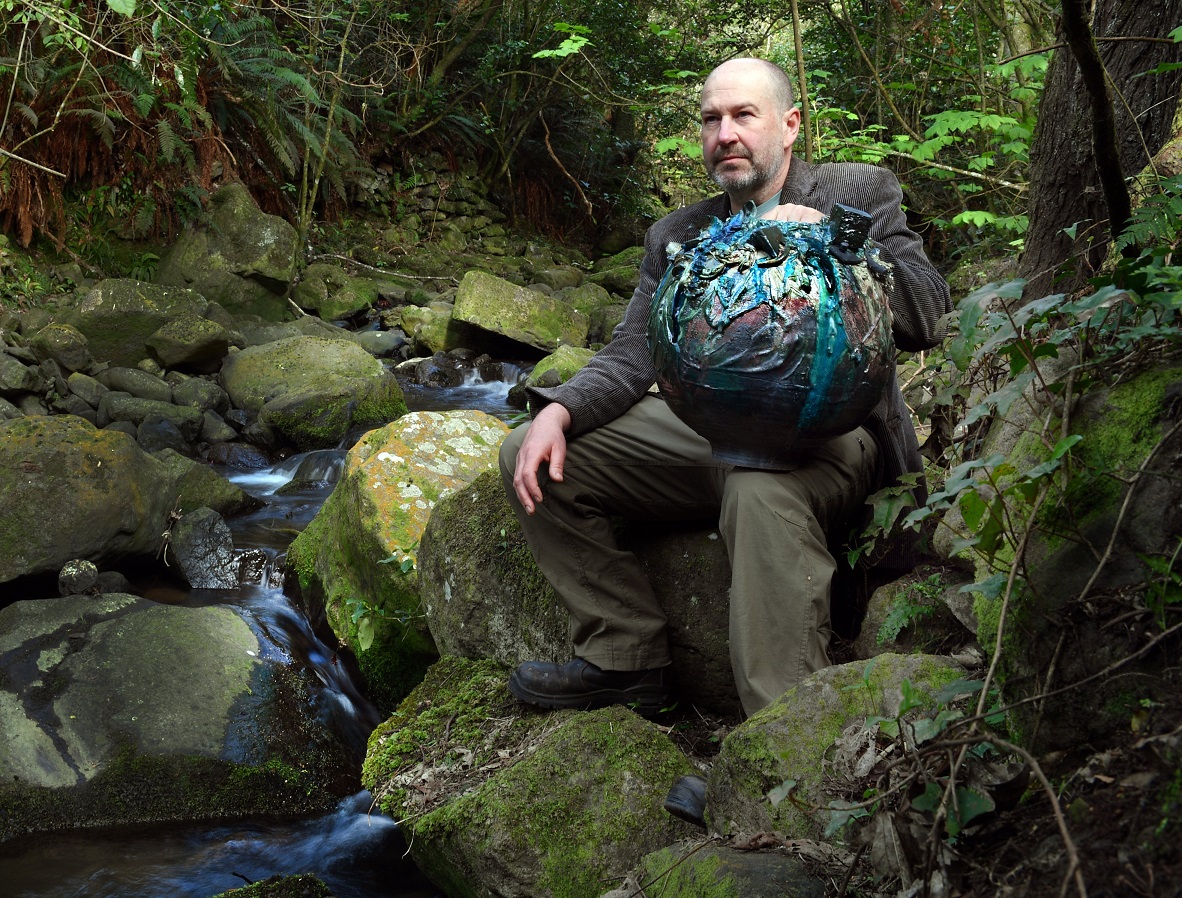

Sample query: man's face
[700,63,798,206]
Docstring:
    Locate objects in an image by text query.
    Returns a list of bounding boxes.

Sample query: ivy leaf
[947,787,995,836]
[912,781,943,812]
[768,778,796,806]
[357,616,375,652]
[960,572,1008,601]
[898,679,924,714]
[935,678,984,705]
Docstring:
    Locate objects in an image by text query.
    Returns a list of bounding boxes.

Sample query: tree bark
[1018,0,1182,300]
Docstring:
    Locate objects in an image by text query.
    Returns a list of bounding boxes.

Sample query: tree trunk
[1018,0,1182,299]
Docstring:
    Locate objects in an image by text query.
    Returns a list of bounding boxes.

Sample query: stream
[0,366,527,898]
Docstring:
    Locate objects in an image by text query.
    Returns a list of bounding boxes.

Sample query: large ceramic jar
[648,204,895,469]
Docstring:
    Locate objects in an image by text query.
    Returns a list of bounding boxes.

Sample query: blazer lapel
[778,157,817,207]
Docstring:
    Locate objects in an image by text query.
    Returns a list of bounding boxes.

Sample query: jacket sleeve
[525,200,720,437]
[844,164,951,352]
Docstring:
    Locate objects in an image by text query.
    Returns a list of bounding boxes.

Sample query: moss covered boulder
[707,654,962,840]
[527,345,595,387]
[453,270,588,352]
[0,594,351,842]
[615,843,824,898]
[145,312,231,373]
[286,411,509,711]
[934,365,1182,749]
[362,658,698,898]
[0,415,175,584]
[292,262,383,322]
[399,303,468,354]
[154,449,262,518]
[419,470,740,715]
[66,278,209,367]
[219,336,407,450]
[154,181,299,321]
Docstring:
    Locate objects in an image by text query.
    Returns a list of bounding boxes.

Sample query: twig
[836,842,869,898]
[540,113,594,223]
[625,836,720,897]
[984,736,1088,898]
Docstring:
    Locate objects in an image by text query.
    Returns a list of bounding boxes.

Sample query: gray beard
[707,156,785,197]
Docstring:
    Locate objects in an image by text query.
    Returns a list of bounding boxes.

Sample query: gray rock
[0,396,22,419]
[165,507,239,588]
[66,278,209,368]
[58,559,99,596]
[97,366,173,403]
[137,357,165,377]
[531,265,583,291]
[452,270,589,352]
[219,336,407,450]
[154,449,261,517]
[96,570,132,593]
[622,843,825,898]
[362,659,697,898]
[0,351,43,394]
[206,441,271,469]
[708,655,963,839]
[172,376,230,414]
[352,328,405,357]
[98,393,203,441]
[0,416,175,584]
[28,323,92,372]
[51,393,96,421]
[852,569,975,660]
[419,470,741,716]
[154,182,300,321]
[138,415,191,454]
[103,419,138,439]
[0,593,349,841]
[146,313,231,372]
[16,394,47,415]
[201,410,238,443]
[67,371,109,408]
[286,411,508,709]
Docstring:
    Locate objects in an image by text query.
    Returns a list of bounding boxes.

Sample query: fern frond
[15,102,37,128]
[156,120,181,163]
[74,108,116,147]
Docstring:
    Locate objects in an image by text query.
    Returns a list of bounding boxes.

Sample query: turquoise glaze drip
[647,202,894,467]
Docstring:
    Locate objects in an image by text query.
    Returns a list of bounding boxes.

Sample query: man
[499,57,949,720]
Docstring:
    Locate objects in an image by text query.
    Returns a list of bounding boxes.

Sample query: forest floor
[663,661,1182,898]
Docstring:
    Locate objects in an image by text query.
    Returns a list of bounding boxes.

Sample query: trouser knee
[499,423,527,498]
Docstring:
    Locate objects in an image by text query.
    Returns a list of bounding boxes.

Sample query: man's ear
[783,107,801,149]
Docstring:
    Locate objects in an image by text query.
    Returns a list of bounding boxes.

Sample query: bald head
[704,59,795,116]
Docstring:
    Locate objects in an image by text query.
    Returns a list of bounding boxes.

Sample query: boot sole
[508,672,671,716]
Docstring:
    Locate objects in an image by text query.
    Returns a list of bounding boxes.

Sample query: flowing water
[0,364,529,898]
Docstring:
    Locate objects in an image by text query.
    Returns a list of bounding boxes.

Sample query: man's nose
[717,116,738,143]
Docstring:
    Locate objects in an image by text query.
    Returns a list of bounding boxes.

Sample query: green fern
[1117,175,1182,253]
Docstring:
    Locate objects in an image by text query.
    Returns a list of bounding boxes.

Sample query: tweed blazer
[529,159,951,568]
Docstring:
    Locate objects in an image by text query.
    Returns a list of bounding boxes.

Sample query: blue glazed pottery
[648,203,895,469]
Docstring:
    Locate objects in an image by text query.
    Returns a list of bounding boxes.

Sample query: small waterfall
[1,792,439,898]
[1,360,535,896]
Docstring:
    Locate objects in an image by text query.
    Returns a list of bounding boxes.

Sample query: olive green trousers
[499,394,879,715]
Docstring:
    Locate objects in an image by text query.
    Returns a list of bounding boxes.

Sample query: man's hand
[512,402,572,515]
[763,202,826,224]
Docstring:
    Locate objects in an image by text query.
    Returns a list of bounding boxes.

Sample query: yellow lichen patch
[346,410,510,564]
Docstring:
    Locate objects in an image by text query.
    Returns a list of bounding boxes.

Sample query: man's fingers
[767,202,825,224]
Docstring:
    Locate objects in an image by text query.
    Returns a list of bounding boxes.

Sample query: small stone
[59,559,99,596]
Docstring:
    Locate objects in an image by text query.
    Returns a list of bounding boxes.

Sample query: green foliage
[348,541,419,652]
[877,574,943,645]
[1140,538,1182,628]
